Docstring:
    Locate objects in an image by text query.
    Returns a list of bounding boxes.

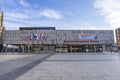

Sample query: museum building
[2,27,114,53]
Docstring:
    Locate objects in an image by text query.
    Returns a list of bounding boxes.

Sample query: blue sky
[1,0,120,30]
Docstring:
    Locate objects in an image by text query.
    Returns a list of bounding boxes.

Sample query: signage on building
[26,33,44,40]
[64,33,99,43]
[79,33,97,40]
[64,40,99,43]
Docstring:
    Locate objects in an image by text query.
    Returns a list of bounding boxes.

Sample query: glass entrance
[69,45,84,52]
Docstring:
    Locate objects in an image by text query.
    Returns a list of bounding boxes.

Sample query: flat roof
[19,27,56,30]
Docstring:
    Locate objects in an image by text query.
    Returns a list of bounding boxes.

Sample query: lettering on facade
[64,40,99,43]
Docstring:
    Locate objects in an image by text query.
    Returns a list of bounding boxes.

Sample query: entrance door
[69,45,84,52]
[32,45,42,53]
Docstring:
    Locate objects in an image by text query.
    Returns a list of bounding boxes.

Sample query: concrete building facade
[2,27,114,53]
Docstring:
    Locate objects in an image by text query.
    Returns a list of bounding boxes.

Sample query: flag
[26,34,32,40]
[32,34,38,40]
[39,33,44,40]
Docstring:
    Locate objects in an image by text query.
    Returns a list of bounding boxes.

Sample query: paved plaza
[0,52,120,80]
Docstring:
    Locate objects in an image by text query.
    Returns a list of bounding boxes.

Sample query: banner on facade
[26,33,44,40]
[79,33,97,40]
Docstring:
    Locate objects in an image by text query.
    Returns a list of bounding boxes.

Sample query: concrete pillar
[5,44,8,52]
[94,45,96,52]
[27,45,30,53]
[46,46,48,51]
[70,45,72,53]
[22,45,24,53]
[102,45,105,52]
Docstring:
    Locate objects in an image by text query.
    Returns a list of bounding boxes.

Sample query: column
[94,45,96,52]
[5,44,8,52]
[22,45,24,53]
[70,45,72,53]
[102,45,105,52]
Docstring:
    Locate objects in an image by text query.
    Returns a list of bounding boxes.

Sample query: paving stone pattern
[0,53,52,80]
[16,53,120,80]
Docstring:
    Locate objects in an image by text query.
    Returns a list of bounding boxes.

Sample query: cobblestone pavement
[14,52,120,80]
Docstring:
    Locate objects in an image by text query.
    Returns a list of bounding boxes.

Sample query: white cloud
[4,8,63,21]
[5,12,29,20]
[94,0,120,29]
[39,9,63,19]
[18,0,31,8]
